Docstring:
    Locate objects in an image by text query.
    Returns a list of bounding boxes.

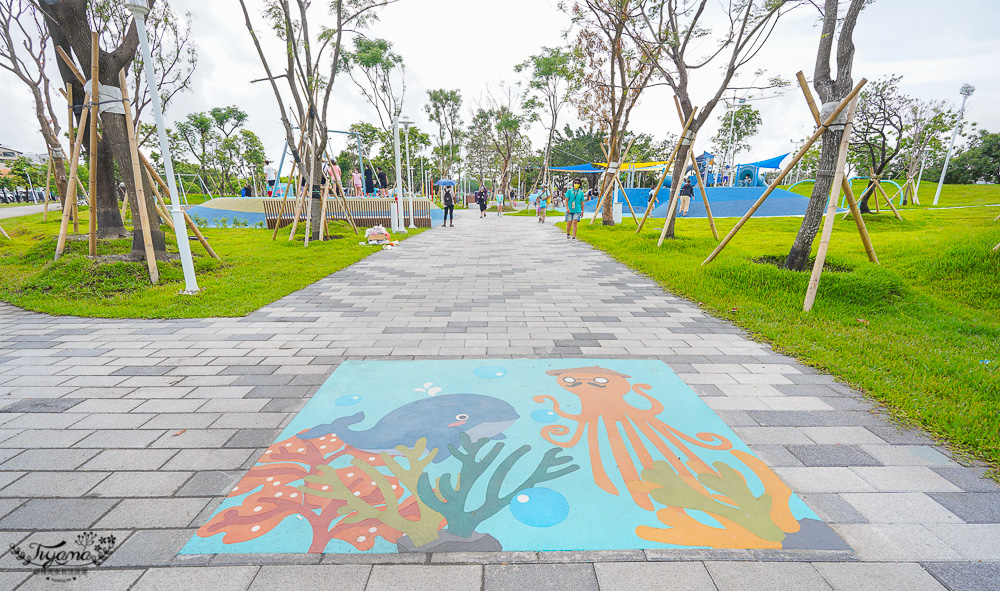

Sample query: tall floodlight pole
[934,84,975,206]
[125,1,198,293]
[400,117,416,228]
[392,115,406,232]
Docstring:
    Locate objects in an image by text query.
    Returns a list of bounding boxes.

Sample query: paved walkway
[0,208,997,590]
[0,204,53,221]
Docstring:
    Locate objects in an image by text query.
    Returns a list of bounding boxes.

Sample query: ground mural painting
[181,359,848,554]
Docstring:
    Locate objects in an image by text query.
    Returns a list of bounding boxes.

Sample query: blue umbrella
[434,180,457,187]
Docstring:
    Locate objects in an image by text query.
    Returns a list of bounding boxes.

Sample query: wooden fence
[263,197,433,229]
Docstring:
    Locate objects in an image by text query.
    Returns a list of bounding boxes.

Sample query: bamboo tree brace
[119,68,160,285]
[803,93,861,312]
[702,78,868,265]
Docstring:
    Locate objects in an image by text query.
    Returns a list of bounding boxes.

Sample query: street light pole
[125,1,198,293]
[391,115,406,232]
[934,84,975,206]
[400,117,416,228]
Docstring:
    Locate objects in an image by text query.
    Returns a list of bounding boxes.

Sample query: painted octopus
[535,367,732,510]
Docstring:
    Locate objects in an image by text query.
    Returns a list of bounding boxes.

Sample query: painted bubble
[335,395,362,407]
[473,366,508,379]
[509,487,570,528]
[531,410,558,424]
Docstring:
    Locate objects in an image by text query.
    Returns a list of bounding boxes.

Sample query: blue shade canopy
[741,153,790,169]
[548,164,606,173]
[434,180,457,186]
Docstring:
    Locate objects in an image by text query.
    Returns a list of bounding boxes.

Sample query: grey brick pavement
[0,209,997,589]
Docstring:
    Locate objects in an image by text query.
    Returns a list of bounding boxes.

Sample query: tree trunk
[93,133,127,238]
[602,137,618,226]
[51,155,69,208]
[783,129,842,271]
[859,179,874,213]
[661,142,692,239]
[103,112,165,253]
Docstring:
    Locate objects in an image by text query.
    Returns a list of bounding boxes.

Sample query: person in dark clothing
[678,179,694,216]
[476,188,488,218]
[364,168,375,196]
[377,167,389,197]
[442,188,455,227]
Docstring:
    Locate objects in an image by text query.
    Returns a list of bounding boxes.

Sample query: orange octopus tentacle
[586,421,618,495]
[646,419,732,474]
[533,395,582,420]
[604,418,654,510]
[539,424,586,449]
[633,417,693,478]
[620,418,654,469]
[631,383,663,414]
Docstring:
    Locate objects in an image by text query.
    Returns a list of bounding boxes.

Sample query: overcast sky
[3,0,998,167]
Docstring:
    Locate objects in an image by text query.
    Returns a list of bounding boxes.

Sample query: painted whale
[300,393,520,462]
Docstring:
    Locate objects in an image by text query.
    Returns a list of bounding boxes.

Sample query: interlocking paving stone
[0,448,98,471]
[594,562,718,591]
[130,565,260,591]
[369,565,482,591]
[924,524,1000,561]
[88,471,193,497]
[921,561,1000,591]
[930,467,1000,492]
[0,470,107,497]
[0,398,81,413]
[0,498,119,530]
[832,524,963,561]
[705,561,832,590]
[785,445,882,467]
[246,565,369,590]
[102,529,198,567]
[841,493,962,524]
[484,563,597,591]
[79,449,178,471]
[95,498,210,529]
[18,569,143,591]
[812,562,947,591]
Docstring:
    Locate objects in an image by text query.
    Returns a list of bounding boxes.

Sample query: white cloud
[1,0,997,170]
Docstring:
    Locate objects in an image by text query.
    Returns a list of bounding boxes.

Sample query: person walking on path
[264,160,276,196]
[565,178,586,240]
[495,190,505,217]
[377,167,389,197]
[442,187,455,227]
[352,168,363,196]
[679,178,694,217]
[536,188,549,223]
[476,188,487,218]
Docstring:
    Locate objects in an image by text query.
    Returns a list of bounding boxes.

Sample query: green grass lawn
[568,185,1000,469]
[783,180,1000,209]
[0,210,424,319]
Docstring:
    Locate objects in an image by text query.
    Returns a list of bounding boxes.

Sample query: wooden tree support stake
[138,153,218,260]
[590,136,636,225]
[598,141,639,224]
[119,69,159,284]
[43,155,52,222]
[798,72,878,264]
[87,32,99,256]
[54,91,91,260]
[804,94,860,312]
[673,96,719,240]
[702,77,868,265]
[637,103,697,234]
[658,107,702,247]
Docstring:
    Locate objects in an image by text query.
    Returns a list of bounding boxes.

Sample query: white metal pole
[392,115,405,232]
[404,122,415,228]
[934,90,972,206]
[728,98,737,187]
[915,149,929,205]
[126,1,198,293]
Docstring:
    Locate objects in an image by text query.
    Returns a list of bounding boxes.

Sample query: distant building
[0,144,22,164]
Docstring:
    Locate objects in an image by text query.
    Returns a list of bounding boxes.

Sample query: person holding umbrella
[442,186,455,227]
